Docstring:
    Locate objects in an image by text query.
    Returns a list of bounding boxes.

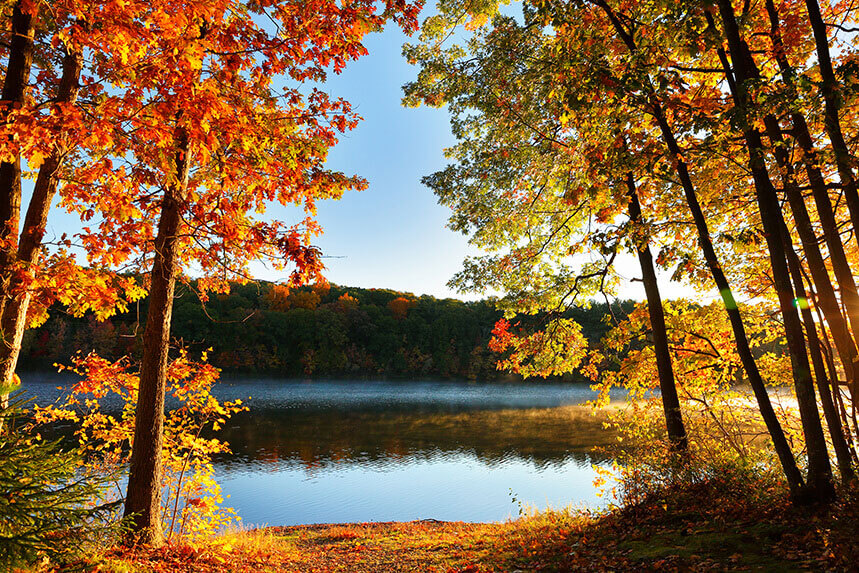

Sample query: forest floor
[100,481,859,573]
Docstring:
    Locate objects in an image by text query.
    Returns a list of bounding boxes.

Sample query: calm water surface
[23,375,618,527]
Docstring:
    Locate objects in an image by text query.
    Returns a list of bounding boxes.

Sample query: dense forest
[18,282,631,380]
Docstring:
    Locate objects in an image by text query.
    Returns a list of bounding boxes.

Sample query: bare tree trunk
[0,0,36,407]
[833,384,859,467]
[657,102,805,496]
[590,0,807,498]
[762,112,859,402]
[625,172,688,452]
[0,47,82,407]
[122,127,191,546]
[812,291,859,465]
[715,0,834,502]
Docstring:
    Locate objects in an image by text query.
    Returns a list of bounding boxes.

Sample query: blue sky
[259,22,480,299]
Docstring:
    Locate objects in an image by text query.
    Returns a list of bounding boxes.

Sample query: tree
[625,173,687,452]
[388,296,415,319]
[406,0,859,500]
[58,0,420,545]
[708,0,833,500]
[0,394,120,569]
[802,0,859,245]
[405,1,691,454]
[0,1,151,407]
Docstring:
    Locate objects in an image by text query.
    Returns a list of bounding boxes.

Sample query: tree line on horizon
[16,282,631,380]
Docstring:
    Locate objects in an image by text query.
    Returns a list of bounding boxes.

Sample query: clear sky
[257,23,479,300]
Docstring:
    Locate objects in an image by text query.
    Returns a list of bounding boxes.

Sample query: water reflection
[207,380,620,525]
[216,404,616,472]
[23,376,619,525]
[219,451,606,526]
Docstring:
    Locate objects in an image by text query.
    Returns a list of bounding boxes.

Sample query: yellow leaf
[464,13,489,31]
[28,150,45,169]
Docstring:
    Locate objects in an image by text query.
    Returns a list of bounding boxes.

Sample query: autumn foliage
[33,350,246,540]
[406,0,859,502]
[489,317,587,378]
[0,0,424,555]
[387,296,415,319]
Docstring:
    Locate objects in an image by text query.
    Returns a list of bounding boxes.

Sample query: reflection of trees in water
[213,405,618,472]
[221,449,607,477]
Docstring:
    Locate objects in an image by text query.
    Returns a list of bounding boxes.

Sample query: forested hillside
[18,282,630,379]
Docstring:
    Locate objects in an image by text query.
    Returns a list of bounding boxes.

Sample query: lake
[22,375,619,527]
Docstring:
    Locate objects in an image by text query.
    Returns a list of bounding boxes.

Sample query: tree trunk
[761,112,859,402]
[653,98,805,497]
[715,0,834,502]
[0,0,36,407]
[812,292,859,465]
[625,172,688,452]
[781,221,854,482]
[803,0,859,251]
[123,127,191,546]
[591,0,806,497]
[0,47,82,406]
[786,115,859,342]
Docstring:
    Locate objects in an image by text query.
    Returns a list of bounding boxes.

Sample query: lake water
[22,375,618,527]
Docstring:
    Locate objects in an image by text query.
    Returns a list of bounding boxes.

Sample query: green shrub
[0,393,121,570]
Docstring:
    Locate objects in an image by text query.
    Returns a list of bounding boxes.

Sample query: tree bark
[765,0,859,395]
[123,126,191,546]
[0,47,82,405]
[761,112,859,402]
[715,0,834,502]
[652,97,805,498]
[625,172,688,452]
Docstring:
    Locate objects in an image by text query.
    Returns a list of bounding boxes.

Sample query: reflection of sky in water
[217,451,607,527]
[22,375,617,526]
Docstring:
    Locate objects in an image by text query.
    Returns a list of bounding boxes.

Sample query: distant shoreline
[16,368,593,386]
